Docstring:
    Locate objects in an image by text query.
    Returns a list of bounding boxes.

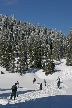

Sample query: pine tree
[42,59,55,75]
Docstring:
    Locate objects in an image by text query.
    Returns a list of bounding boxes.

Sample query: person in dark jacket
[33,78,36,84]
[10,83,17,100]
[40,83,42,90]
[57,77,60,88]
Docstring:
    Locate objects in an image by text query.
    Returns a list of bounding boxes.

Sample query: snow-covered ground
[0,59,72,108]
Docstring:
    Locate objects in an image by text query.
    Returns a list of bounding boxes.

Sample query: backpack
[12,85,16,91]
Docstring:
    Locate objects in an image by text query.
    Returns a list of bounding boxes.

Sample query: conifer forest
[0,14,72,75]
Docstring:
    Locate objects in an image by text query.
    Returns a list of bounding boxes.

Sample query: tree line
[0,14,72,75]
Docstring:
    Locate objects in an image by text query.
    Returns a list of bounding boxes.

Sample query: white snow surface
[0,59,72,108]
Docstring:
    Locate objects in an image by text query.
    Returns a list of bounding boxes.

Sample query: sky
[0,59,72,107]
[0,0,72,35]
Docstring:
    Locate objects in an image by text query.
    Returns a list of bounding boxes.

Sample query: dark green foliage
[42,60,55,75]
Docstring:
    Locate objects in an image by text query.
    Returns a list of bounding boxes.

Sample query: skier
[57,77,60,88]
[10,83,17,100]
[40,83,42,90]
[44,79,46,86]
[17,81,19,88]
[33,78,36,84]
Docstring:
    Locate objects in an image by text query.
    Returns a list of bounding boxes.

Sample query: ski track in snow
[2,84,67,105]
[0,59,72,105]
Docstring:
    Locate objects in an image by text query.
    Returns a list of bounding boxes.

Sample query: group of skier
[33,78,43,90]
[10,77,61,100]
[33,77,61,90]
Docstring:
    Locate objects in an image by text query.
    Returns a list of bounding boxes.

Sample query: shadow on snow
[26,68,40,73]
[0,89,37,99]
[0,95,72,108]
